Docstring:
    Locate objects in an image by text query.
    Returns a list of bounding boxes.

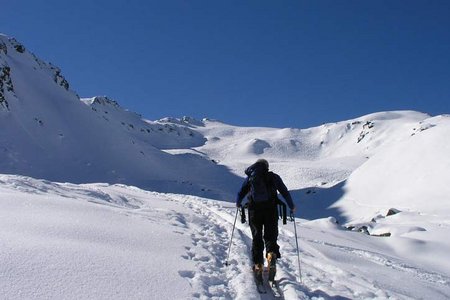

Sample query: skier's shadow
[277,278,352,300]
[304,288,352,300]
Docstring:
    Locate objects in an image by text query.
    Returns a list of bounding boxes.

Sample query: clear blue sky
[2,0,449,128]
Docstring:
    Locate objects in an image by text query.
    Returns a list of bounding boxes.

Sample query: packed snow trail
[166,194,307,299]
[167,194,450,300]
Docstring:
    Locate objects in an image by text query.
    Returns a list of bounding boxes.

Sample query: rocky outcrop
[53,69,70,91]
[0,40,7,55]
[8,38,26,54]
[90,96,121,108]
[0,65,14,110]
[386,208,401,216]
[357,121,375,143]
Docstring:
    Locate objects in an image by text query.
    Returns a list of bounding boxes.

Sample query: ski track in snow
[168,194,275,299]
[163,194,325,300]
[295,234,450,299]
[164,194,307,300]
[176,197,235,299]
[157,194,450,300]
[305,239,450,286]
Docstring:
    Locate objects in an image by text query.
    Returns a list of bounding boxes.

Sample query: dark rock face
[0,40,7,55]
[0,65,14,110]
[386,208,401,216]
[54,70,70,90]
[14,44,26,53]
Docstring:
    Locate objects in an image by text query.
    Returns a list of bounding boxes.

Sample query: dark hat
[255,158,269,169]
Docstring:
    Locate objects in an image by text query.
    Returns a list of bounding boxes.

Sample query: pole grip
[240,206,246,223]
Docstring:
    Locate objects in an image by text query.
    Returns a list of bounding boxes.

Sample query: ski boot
[267,252,277,282]
[253,263,264,283]
[253,263,266,293]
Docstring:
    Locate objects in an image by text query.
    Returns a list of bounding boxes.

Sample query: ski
[256,280,267,294]
[253,264,266,294]
[268,280,283,298]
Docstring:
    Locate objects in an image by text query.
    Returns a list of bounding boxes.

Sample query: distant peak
[181,116,204,126]
[81,96,121,108]
[159,116,205,127]
[0,34,26,55]
[354,110,430,122]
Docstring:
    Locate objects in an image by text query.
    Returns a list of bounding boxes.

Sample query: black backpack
[245,162,274,203]
[241,161,288,224]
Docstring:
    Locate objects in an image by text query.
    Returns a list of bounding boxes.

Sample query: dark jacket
[236,162,295,210]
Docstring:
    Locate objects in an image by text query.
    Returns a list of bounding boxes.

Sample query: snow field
[1,175,450,299]
[0,177,195,299]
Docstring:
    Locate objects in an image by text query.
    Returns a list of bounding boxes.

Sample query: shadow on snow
[290,181,348,224]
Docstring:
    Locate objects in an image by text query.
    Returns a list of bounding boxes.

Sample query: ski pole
[225,207,239,266]
[291,212,303,283]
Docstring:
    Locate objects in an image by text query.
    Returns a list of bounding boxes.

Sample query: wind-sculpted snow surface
[1,175,449,299]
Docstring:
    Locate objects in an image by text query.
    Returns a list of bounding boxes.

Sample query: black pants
[248,204,280,265]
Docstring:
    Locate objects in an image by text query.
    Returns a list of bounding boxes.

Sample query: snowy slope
[0,175,195,299]
[186,111,429,190]
[0,34,240,199]
[81,96,206,150]
[330,115,450,277]
[337,114,450,221]
[1,175,449,299]
[1,33,444,207]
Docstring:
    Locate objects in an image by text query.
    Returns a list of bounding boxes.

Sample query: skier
[236,159,296,286]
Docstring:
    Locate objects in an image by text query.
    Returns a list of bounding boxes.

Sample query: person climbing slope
[236,159,296,286]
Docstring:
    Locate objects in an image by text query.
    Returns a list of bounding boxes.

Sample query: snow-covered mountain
[1,34,450,299]
[0,34,239,199]
[3,34,448,208]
